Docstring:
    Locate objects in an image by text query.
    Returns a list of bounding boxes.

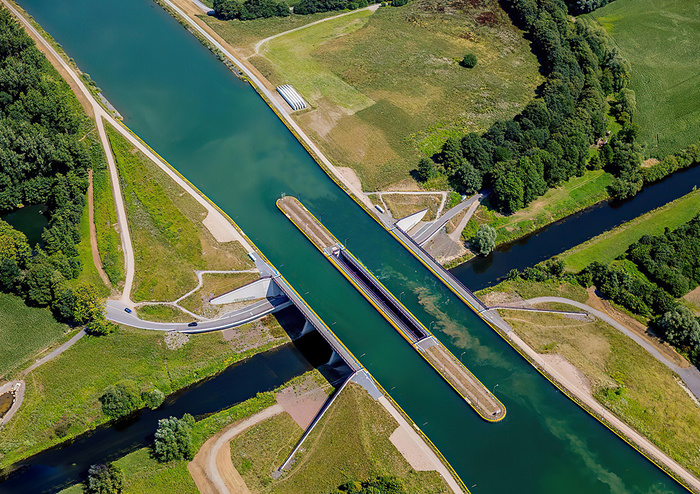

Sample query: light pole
[399,291,404,302]
[459,351,465,363]
[493,383,499,393]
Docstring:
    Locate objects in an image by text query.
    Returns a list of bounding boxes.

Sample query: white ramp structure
[276,84,307,111]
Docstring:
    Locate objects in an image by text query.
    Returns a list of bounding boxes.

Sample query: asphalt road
[411,193,484,245]
[106,297,291,333]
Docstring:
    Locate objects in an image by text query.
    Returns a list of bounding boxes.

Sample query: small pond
[1,204,48,247]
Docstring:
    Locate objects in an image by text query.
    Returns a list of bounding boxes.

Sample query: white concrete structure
[210,277,281,304]
[276,84,307,111]
[395,208,428,233]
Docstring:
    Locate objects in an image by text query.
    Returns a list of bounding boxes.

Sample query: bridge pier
[300,320,315,336]
[327,350,343,366]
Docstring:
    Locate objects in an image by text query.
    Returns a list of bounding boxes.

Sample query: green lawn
[231,383,450,493]
[0,321,287,469]
[208,0,542,190]
[461,169,614,244]
[501,309,700,477]
[106,126,252,303]
[559,189,700,272]
[476,278,589,304]
[588,0,700,158]
[69,198,110,297]
[0,293,70,379]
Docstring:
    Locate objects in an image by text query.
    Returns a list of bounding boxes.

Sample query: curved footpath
[490,300,700,493]
[523,297,700,399]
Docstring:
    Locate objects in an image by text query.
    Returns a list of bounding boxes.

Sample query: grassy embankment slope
[0,314,289,469]
[588,0,700,158]
[458,169,614,247]
[105,126,253,310]
[477,278,700,478]
[559,189,700,272]
[205,0,541,190]
[229,383,449,493]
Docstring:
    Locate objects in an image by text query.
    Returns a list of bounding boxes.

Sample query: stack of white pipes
[276,84,307,111]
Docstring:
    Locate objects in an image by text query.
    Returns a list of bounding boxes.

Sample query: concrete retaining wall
[210,277,280,304]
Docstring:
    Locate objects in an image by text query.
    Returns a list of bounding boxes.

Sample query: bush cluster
[0,9,107,322]
[337,475,406,493]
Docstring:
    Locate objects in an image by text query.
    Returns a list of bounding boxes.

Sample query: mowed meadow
[206,0,542,190]
[588,0,700,158]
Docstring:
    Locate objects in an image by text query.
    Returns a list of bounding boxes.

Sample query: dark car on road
[124,307,132,314]
[188,322,198,327]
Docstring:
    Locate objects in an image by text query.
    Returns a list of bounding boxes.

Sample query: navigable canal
[452,165,700,291]
[8,0,689,492]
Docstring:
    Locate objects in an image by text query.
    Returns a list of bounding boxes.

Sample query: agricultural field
[204,0,542,190]
[0,320,289,469]
[588,0,700,158]
[499,308,700,477]
[559,189,700,272]
[0,293,70,378]
[106,127,253,303]
[461,169,614,245]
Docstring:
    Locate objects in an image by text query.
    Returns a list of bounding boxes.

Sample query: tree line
[416,0,698,215]
[511,215,700,362]
[0,8,114,333]
[213,0,374,22]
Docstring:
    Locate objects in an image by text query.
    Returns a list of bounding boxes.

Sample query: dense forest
[0,8,111,332]
[417,0,698,214]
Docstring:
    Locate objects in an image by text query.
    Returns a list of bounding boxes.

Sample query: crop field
[559,189,700,272]
[207,0,542,190]
[0,293,69,378]
[588,0,700,157]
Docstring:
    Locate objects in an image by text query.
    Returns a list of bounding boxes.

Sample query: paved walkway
[0,381,24,429]
[411,193,483,245]
[520,297,700,400]
[21,330,87,376]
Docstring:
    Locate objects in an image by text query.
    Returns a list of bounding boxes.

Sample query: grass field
[92,165,124,287]
[106,126,252,303]
[178,272,260,317]
[559,189,700,272]
[381,193,441,222]
[58,371,327,494]
[476,278,589,304]
[0,293,70,379]
[501,309,700,477]
[461,169,614,244]
[207,0,542,190]
[588,0,700,158]
[230,383,449,493]
[0,320,288,469]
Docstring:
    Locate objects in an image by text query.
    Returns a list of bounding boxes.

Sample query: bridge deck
[277,196,506,422]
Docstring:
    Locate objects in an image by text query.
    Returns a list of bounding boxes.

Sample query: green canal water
[16,1,687,491]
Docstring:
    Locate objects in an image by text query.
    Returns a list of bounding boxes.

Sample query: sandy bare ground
[189,404,284,494]
[377,396,463,494]
[275,383,328,429]
[87,170,112,288]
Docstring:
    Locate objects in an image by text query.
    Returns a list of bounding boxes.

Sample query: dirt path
[87,170,111,288]
[188,404,284,494]
[254,3,379,54]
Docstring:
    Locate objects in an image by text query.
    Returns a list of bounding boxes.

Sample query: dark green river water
[14,1,688,491]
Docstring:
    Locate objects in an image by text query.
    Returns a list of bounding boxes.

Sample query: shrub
[153,414,195,462]
[470,224,497,256]
[100,380,143,419]
[86,463,124,494]
[142,388,165,409]
[461,53,477,68]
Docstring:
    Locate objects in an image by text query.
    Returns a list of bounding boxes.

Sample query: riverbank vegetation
[0,318,289,469]
[497,307,700,478]
[0,8,109,326]
[229,383,449,493]
[560,189,700,272]
[587,0,700,158]
[105,127,253,304]
[205,0,541,190]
